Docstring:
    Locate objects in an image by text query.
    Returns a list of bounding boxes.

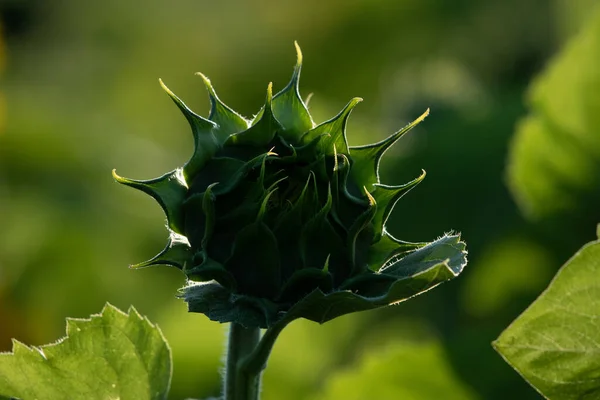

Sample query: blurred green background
[1,0,600,399]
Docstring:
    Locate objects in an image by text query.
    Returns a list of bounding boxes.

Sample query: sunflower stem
[241,319,289,375]
[224,323,261,400]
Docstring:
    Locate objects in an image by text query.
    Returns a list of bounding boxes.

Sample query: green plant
[495,5,600,398]
[4,3,600,399]
[494,229,600,399]
[112,43,466,399]
[0,44,466,400]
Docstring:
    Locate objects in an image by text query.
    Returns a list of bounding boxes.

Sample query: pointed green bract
[277,268,333,303]
[301,97,363,156]
[112,169,187,234]
[368,232,425,268]
[350,108,429,189]
[196,72,248,142]
[226,83,282,147]
[196,182,218,251]
[347,188,377,274]
[131,232,191,270]
[114,45,466,328]
[227,221,281,298]
[272,42,314,142]
[299,186,344,274]
[186,254,237,290]
[370,171,426,241]
[159,79,219,180]
[0,305,171,400]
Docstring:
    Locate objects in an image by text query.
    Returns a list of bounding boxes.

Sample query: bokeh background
[1,0,600,399]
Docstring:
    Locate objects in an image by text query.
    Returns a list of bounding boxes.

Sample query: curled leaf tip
[195,72,217,96]
[112,169,125,182]
[305,92,314,105]
[417,108,430,123]
[363,186,376,206]
[294,41,303,67]
[194,71,209,82]
[158,78,175,96]
[343,97,363,117]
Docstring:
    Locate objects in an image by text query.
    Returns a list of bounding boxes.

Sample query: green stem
[223,319,292,400]
[224,323,261,400]
[241,319,289,375]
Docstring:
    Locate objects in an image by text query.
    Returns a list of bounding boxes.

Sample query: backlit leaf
[0,305,171,400]
[494,236,600,399]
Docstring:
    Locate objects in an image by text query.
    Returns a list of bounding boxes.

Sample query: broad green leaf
[0,304,172,400]
[312,340,478,400]
[493,236,600,399]
[507,6,600,226]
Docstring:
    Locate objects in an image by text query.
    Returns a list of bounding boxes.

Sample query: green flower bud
[114,43,467,328]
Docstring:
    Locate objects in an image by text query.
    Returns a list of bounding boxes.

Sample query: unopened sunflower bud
[114,43,467,328]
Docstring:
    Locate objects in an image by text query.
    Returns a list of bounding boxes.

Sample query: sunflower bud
[114,43,467,328]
